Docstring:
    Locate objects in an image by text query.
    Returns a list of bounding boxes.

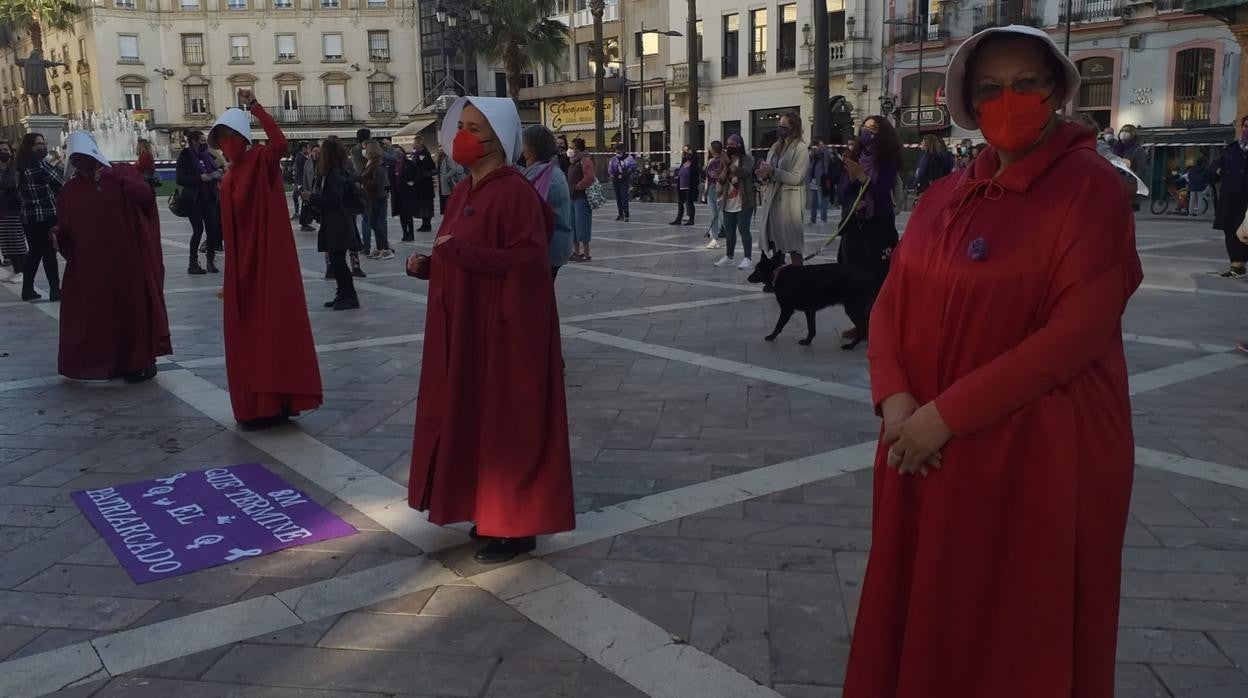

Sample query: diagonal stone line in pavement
[1136,447,1248,491]
[0,556,459,698]
[562,325,875,405]
[471,559,782,698]
[564,262,762,291]
[1120,333,1237,355]
[1138,282,1248,298]
[1127,352,1248,396]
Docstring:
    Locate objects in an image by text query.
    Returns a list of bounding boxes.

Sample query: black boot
[206,259,219,274]
[473,536,536,564]
[188,260,207,275]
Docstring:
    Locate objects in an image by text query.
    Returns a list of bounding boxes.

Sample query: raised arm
[932,180,1142,437]
[248,101,288,167]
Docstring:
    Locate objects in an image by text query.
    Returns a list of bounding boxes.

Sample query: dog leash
[802,182,867,262]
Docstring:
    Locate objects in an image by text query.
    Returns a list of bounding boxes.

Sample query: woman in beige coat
[757,112,811,266]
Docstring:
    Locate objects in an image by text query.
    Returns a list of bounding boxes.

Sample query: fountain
[60,110,160,162]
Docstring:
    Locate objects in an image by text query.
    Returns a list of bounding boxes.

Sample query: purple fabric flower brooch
[966,237,989,261]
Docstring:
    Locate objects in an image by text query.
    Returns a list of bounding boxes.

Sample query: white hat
[64,131,110,171]
[945,24,1081,131]
[208,107,253,149]
[439,96,522,166]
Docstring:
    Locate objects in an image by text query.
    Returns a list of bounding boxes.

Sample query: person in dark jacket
[556,134,572,174]
[291,141,308,219]
[175,130,223,274]
[390,145,415,241]
[913,134,954,194]
[303,138,360,309]
[410,136,437,232]
[1212,116,1248,279]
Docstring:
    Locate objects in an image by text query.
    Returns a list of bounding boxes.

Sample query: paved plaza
[0,199,1246,698]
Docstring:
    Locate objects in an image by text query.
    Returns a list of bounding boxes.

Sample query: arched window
[1174,47,1215,127]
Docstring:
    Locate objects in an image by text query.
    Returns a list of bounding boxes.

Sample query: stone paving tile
[551,464,1248,694]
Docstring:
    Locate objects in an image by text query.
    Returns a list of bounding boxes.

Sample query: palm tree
[0,0,79,54]
[591,0,605,151]
[476,0,569,101]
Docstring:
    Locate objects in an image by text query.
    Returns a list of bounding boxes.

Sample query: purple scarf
[195,148,219,174]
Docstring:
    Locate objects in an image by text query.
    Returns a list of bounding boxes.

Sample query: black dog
[747,252,879,350]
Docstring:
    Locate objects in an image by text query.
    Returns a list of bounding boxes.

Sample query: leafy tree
[475,0,569,101]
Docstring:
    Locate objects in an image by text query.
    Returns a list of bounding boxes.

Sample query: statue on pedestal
[16,49,67,115]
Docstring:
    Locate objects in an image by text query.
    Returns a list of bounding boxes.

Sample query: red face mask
[452,129,494,168]
[975,88,1054,153]
[219,136,247,162]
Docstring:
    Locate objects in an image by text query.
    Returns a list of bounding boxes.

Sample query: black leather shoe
[188,264,207,275]
[473,537,536,564]
[21,289,41,301]
[206,261,219,274]
[332,298,360,310]
[324,299,337,308]
[239,414,290,431]
[48,289,61,302]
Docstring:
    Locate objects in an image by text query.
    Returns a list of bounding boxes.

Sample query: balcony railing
[748,51,766,75]
[722,55,739,78]
[571,2,618,28]
[1059,0,1125,24]
[667,61,709,90]
[973,2,1042,33]
[889,14,951,44]
[250,105,355,124]
[830,43,846,61]
[777,48,796,72]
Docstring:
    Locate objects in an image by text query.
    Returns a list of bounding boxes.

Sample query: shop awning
[1137,124,1233,145]
[393,115,438,138]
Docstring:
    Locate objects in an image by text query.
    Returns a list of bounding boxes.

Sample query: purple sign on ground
[71,463,357,584]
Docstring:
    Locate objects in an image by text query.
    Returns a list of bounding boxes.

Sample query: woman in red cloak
[843,27,1143,698]
[210,89,322,430]
[55,132,171,382]
[405,96,573,564]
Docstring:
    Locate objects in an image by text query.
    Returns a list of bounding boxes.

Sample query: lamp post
[1064,0,1073,55]
[635,24,682,160]
[433,1,489,100]
[686,0,699,155]
[883,13,925,139]
[812,0,828,144]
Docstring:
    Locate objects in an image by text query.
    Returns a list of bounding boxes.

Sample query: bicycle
[1151,183,1208,216]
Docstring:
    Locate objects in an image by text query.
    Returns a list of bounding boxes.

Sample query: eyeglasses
[971,76,1054,104]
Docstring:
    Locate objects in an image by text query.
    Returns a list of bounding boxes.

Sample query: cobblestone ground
[0,198,1245,698]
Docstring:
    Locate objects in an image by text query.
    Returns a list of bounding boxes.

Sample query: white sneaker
[714,255,734,267]
[705,238,721,249]
[378,249,395,261]
[738,258,753,270]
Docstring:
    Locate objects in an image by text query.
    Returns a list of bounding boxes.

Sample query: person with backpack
[303,138,361,309]
[914,135,954,195]
[521,125,573,278]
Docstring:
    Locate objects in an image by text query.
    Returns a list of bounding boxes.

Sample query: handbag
[167,187,189,218]
[585,179,607,210]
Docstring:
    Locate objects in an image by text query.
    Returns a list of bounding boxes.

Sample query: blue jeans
[613,179,630,218]
[573,197,592,243]
[706,185,723,237]
[368,198,390,251]
[722,207,754,259]
[808,186,828,223]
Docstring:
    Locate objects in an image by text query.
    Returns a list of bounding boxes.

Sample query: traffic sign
[900,106,949,128]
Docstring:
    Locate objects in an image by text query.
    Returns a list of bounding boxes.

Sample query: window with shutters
[326,82,347,121]
[181,34,204,65]
[184,84,209,115]
[118,35,140,64]
[368,81,394,114]
[230,35,251,63]
[123,87,144,111]
[368,31,390,61]
[322,33,344,61]
[276,35,297,62]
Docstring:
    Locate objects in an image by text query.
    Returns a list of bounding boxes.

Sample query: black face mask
[726,147,741,156]
[0,153,11,163]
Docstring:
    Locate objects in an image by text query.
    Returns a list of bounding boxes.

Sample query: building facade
[0,0,423,153]
[519,0,626,152]
[886,1,1238,137]
[665,0,886,156]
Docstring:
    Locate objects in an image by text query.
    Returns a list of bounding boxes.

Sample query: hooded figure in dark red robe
[844,27,1143,698]
[210,90,322,430]
[406,96,573,564]
[56,131,171,382]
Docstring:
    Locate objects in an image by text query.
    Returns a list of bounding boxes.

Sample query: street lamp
[883,13,925,140]
[635,24,681,160]
[433,1,489,101]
